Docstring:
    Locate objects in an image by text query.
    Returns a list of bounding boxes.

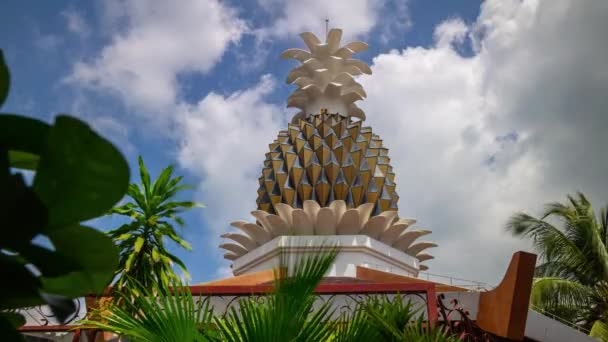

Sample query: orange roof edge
[199,269,276,286]
[201,266,470,292]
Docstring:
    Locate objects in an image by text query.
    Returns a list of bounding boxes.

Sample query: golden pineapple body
[257,112,399,215]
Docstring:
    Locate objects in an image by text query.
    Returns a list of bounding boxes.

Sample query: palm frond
[507,213,590,279]
[82,281,215,341]
[401,316,458,342]
[361,294,421,341]
[531,277,591,312]
[590,320,608,342]
[216,247,338,342]
[331,305,380,342]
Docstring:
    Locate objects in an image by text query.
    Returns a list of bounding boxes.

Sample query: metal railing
[417,271,491,291]
[530,304,590,334]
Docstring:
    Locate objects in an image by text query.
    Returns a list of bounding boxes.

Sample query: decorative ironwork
[437,293,500,342]
[190,282,437,321]
[16,298,83,328]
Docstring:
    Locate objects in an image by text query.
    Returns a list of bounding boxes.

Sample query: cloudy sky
[2,0,607,285]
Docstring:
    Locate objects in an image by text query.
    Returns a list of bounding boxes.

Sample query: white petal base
[230,235,421,278]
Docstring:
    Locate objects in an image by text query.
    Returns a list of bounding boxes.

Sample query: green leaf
[33,115,130,228]
[8,150,39,170]
[151,248,160,263]
[134,237,145,253]
[151,164,174,196]
[116,233,132,241]
[590,320,608,342]
[0,50,9,108]
[138,155,151,199]
[0,253,43,310]
[0,314,25,342]
[0,312,25,328]
[125,252,136,272]
[1,173,47,249]
[0,114,49,156]
[18,244,81,277]
[42,225,118,297]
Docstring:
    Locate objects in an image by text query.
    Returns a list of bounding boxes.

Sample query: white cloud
[359,0,608,284]
[68,0,246,115]
[176,74,286,246]
[257,0,385,41]
[433,18,468,48]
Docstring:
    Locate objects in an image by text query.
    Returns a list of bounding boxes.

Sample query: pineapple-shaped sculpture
[256,112,398,215]
[220,29,436,270]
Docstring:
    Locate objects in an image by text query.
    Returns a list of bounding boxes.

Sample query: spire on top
[281,28,372,123]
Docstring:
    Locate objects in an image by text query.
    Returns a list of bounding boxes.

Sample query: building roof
[200,265,469,292]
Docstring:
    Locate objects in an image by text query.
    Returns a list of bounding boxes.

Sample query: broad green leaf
[0,254,43,310]
[18,244,81,277]
[0,114,49,156]
[1,173,47,249]
[134,237,145,253]
[0,314,25,342]
[0,50,9,108]
[0,312,25,328]
[8,150,39,170]
[42,225,118,297]
[33,115,129,228]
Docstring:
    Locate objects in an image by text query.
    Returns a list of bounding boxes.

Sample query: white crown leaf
[282,28,372,122]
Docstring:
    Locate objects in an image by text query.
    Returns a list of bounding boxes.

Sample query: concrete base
[231,235,420,277]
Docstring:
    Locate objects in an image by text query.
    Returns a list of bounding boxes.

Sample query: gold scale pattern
[256,112,398,215]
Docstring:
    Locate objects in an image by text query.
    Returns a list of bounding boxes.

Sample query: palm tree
[507,192,608,340]
[107,156,203,293]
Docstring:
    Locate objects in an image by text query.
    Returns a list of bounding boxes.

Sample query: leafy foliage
[507,192,608,340]
[86,248,457,342]
[108,156,203,293]
[216,248,339,342]
[82,280,216,342]
[0,49,128,339]
[335,294,457,342]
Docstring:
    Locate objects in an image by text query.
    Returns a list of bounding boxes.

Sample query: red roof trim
[188,282,434,295]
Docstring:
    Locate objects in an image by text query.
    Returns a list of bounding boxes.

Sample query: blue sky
[3,0,608,285]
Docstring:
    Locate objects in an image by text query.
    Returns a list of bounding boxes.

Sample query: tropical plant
[507,192,608,340]
[82,248,339,342]
[107,156,203,293]
[81,280,216,342]
[0,49,128,339]
[83,247,458,341]
[334,294,457,342]
[216,248,339,341]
